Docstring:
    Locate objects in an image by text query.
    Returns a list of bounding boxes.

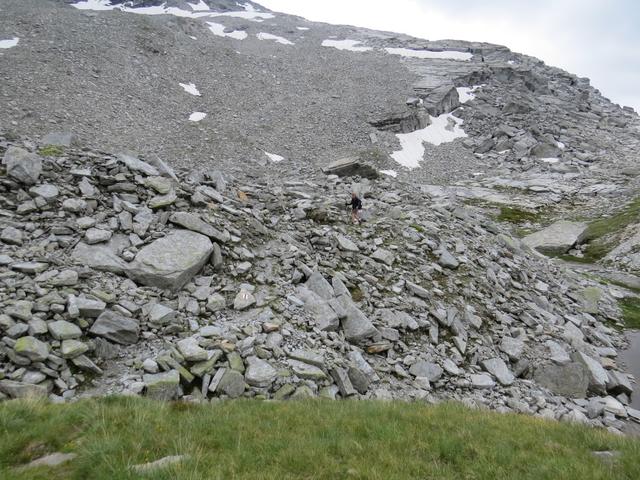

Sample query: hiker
[347,192,362,224]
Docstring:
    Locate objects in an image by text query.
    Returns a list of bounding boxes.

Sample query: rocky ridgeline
[0,135,638,433]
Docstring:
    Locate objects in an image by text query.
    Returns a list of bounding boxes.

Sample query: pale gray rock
[21,452,77,470]
[144,370,180,400]
[148,304,176,325]
[409,361,443,382]
[29,183,59,201]
[1,226,23,245]
[131,455,187,474]
[169,212,230,243]
[218,369,246,398]
[2,146,42,184]
[288,359,326,380]
[438,248,459,269]
[90,311,139,344]
[234,289,256,310]
[523,221,588,255]
[62,198,88,213]
[61,339,89,359]
[533,362,589,398]
[481,358,515,386]
[75,296,106,318]
[470,373,495,389]
[296,287,340,331]
[118,152,159,176]
[371,248,395,266]
[85,228,113,244]
[48,320,82,340]
[545,340,571,364]
[0,380,48,398]
[337,296,378,343]
[573,351,609,394]
[405,281,429,299]
[500,337,525,361]
[305,271,335,300]
[245,357,277,387]
[177,337,208,362]
[14,336,49,362]
[336,234,359,252]
[72,235,129,273]
[127,230,213,290]
[331,367,357,397]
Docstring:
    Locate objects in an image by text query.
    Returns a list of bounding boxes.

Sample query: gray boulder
[409,361,443,382]
[533,362,589,398]
[90,311,139,345]
[127,230,213,291]
[481,358,515,386]
[3,146,42,184]
[144,370,180,400]
[523,221,588,255]
[244,357,277,387]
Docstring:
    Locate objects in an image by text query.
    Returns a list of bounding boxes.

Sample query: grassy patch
[410,223,425,233]
[38,145,64,157]
[496,207,543,224]
[619,297,640,329]
[1,398,639,479]
[573,197,640,262]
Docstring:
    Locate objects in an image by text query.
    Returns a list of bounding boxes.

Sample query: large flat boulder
[127,230,213,290]
[523,221,588,255]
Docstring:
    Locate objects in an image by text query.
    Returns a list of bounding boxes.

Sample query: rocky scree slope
[1,135,639,435]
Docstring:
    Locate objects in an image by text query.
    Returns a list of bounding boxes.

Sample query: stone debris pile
[0,135,637,434]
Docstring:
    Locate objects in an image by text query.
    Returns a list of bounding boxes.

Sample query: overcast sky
[257,0,640,112]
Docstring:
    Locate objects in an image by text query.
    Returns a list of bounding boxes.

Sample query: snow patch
[72,0,115,10]
[264,152,284,162]
[189,0,209,11]
[256,32,294,45]
[296,27,310,31]
[189,112,207,122]
[179,82,201,96]
[207,22,247,40]
[539,157,560,164]
[380,170,398,178]
[385,48,472,61]
[556,141,566,150]
[72,1,272,21]
[321,39,371,52]
[456,85,483,104]
[391,113,468,169]
[0,37,19,49]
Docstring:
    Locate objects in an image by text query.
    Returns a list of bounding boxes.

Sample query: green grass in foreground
[0,398,639,480]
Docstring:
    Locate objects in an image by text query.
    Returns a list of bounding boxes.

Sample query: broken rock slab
[523,221,588,255]
[127,230,213,291]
